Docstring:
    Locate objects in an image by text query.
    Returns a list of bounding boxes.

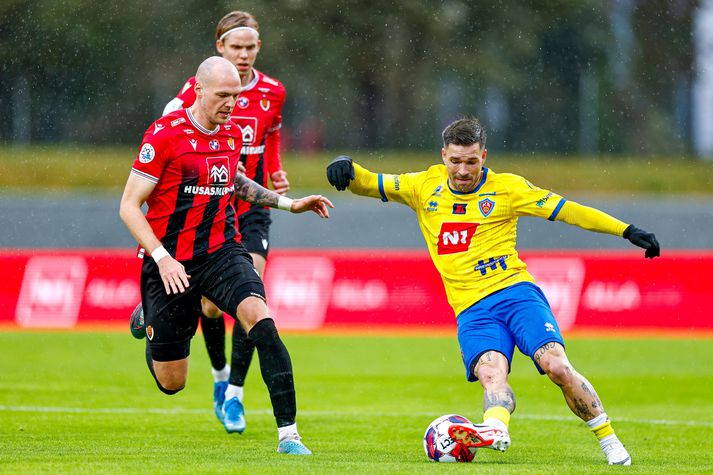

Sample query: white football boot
[448,422,511,452]
[601,436,632,465]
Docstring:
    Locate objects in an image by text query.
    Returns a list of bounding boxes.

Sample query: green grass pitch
[1,331,712,474]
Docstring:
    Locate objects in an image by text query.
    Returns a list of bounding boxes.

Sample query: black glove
[326,155,355,191]
[623,224,660,259]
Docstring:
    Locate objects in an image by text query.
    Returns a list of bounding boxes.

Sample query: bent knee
[474,351,509,384]
[156,375,186,392]
[201,299,222,319]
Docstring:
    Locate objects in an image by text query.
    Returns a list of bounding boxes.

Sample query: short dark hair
[442,117,487,148]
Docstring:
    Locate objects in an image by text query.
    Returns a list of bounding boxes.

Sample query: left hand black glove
[326,155,355,191]
[623,224,660,259]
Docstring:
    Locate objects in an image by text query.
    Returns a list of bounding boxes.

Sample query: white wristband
[151,245,170,263]
[277,196,293,211]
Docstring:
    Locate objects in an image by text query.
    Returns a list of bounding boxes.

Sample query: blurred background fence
[1,0,712,157]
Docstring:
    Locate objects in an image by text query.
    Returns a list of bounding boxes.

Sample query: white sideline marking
[1,405,712,428]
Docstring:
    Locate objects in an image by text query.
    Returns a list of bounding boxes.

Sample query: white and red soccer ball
[423,414,477,462]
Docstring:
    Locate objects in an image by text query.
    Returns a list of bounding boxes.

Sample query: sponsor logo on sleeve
[170,117,186,127]
[181,81,192,94]
[139,143,155,163]
[478,198,495,217]
[536,192,553,208]
[153,123,164,135]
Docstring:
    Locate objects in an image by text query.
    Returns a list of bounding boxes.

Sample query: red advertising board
[0,248,710,331]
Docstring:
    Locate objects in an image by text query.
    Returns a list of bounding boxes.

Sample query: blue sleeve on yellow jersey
[547,198,567,221]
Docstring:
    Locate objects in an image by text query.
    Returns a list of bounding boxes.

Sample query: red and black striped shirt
[131,108,243,261]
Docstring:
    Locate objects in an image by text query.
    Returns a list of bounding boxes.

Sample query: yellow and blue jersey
[348,163,628,317]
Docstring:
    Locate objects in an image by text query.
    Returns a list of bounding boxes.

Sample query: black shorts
[141,241,265,362]
[239,208,272,258]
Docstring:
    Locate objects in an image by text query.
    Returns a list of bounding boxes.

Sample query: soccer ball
[423,414,477,462]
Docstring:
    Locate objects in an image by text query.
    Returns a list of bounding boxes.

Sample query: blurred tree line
[0,0,696,155]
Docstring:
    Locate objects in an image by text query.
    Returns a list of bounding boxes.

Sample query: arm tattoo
[234,174,280,208]
[483,388,516,413]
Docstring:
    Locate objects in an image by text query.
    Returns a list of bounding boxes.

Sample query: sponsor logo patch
[170,117,186,127]
[478,198,495,217]
[139,143,155,163]
[536,192,553,208]
[153,123,164,135]
[437,222,479,255]
[238,97,249,109]
[452,203,467,215]
[427,200,438,212]
[209,140,219,150]
[189,139,197,150]
[206,156,231,185]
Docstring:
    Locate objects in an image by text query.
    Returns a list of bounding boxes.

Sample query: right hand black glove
[326,155,354,191]
[623,224,660,259]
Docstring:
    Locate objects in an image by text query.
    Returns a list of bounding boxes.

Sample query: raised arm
[555,201,660,258]
[326,155,417,205]
[234,173,333,218]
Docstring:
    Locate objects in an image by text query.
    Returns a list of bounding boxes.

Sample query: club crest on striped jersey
[139,143,155,163]
[478,198,495,217]
[206,156,230,185]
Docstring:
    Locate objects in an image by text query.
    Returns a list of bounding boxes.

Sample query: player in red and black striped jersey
[120,56,332,454]
[161,11,296,438]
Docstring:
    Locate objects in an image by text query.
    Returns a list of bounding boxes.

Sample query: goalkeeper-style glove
[623,224,660,259]
[326,155,355,191]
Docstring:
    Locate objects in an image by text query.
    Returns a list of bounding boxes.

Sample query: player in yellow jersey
[326,117,660,466]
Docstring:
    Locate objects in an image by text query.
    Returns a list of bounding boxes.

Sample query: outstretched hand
[291,195,334,218]
[326,155,354,191]
[623,224,660,258]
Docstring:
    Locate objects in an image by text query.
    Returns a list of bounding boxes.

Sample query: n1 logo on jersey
[206,156,231,186]
[437,222,479,255]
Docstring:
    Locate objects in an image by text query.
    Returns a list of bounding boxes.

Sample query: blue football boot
[222,397,246,433]
[277,438,312,455]
[213,380,229,423]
